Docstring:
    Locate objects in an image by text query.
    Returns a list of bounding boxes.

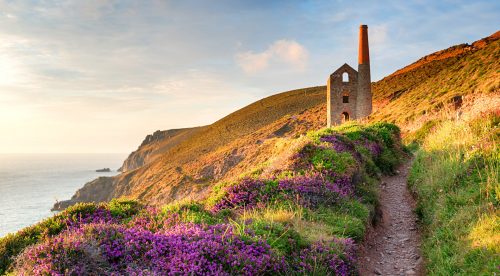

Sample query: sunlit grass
[408,108,499,275]
[469,211,500,252]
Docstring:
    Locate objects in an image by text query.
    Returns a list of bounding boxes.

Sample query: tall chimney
[356,24,372,118]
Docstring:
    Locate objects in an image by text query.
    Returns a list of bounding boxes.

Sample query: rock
[51,176,115,211]
[51,199,77,211]
[96,168,111,172]
[405,269,416,275]
[374,268,382,275]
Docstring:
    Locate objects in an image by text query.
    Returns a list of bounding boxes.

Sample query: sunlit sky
[0,0,498,153]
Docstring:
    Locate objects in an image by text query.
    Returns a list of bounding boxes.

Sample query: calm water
[0,153,126,237]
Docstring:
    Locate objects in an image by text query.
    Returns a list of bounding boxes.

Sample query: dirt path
[358,159,424,276]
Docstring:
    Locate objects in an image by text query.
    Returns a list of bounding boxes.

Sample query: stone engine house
[327,25,372,127]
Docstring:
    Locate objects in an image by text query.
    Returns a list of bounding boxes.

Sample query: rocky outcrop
[119,128,203,172]
[52,177,116,211]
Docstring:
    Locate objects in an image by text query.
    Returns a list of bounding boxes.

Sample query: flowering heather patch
[15,223,286,275]
[363,139,383,157]
[290,238,357,276]
[352,137,383,158]
[320,134,356,154]
[14,230,107,275]
[64,206,117,229]
[213,173,353,212]
[126,206,177,232]
[278,173,352,207]
[212,178,276,212]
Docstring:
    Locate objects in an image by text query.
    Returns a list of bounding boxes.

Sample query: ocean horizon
[0,153,127,237]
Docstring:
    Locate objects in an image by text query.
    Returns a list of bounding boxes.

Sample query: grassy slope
[95,87,327,205]
[370,31,499,131]
[408,109,499,275]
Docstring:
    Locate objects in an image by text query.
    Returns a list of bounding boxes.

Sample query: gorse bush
[1,122,403,275]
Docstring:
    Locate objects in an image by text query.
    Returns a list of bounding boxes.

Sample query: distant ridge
[389,31,500,77]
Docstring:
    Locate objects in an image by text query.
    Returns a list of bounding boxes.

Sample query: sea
[0,153,127,237]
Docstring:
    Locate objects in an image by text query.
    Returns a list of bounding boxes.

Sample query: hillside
[371,31,500,129]
[53,86,326,209]
[54,31,499,211]
[1,122,405,275]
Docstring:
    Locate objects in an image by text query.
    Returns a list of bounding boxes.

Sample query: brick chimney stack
[356,25,372,118]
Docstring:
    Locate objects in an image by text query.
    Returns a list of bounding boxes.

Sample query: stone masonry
[327,25,372,127]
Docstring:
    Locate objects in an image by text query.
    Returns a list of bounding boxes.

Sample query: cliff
[118,127,204,172]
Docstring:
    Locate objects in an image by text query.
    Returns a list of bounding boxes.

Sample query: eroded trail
[358,159,423,276]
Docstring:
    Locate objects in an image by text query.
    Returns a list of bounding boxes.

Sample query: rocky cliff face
[52,177,116,210]
[118,127,204,172]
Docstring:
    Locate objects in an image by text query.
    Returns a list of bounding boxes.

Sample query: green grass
[408,110,499,275]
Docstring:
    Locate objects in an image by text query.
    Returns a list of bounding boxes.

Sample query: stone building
[327,25,372,127]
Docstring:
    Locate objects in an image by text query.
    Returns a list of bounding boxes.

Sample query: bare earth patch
[359,159,424,276]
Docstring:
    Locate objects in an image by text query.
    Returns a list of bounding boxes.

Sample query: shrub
[107,198,142,218]
[236,219,307,256]
[310,148,356,175]
[376,148,401,174]
[0,203,100,274]
[164,201,223,225]
[289,239,357,275]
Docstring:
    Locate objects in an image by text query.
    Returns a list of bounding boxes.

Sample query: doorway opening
[342,112,350,122]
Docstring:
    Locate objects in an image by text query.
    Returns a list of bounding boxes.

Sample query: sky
[0,0,498,153]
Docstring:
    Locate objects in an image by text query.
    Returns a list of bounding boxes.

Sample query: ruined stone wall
[327,65,359,127]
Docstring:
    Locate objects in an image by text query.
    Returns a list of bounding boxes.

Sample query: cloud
[370,24,388,45]
[236,40,309,73]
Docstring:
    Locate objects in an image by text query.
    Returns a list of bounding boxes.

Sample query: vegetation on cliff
[1,122,404,275]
